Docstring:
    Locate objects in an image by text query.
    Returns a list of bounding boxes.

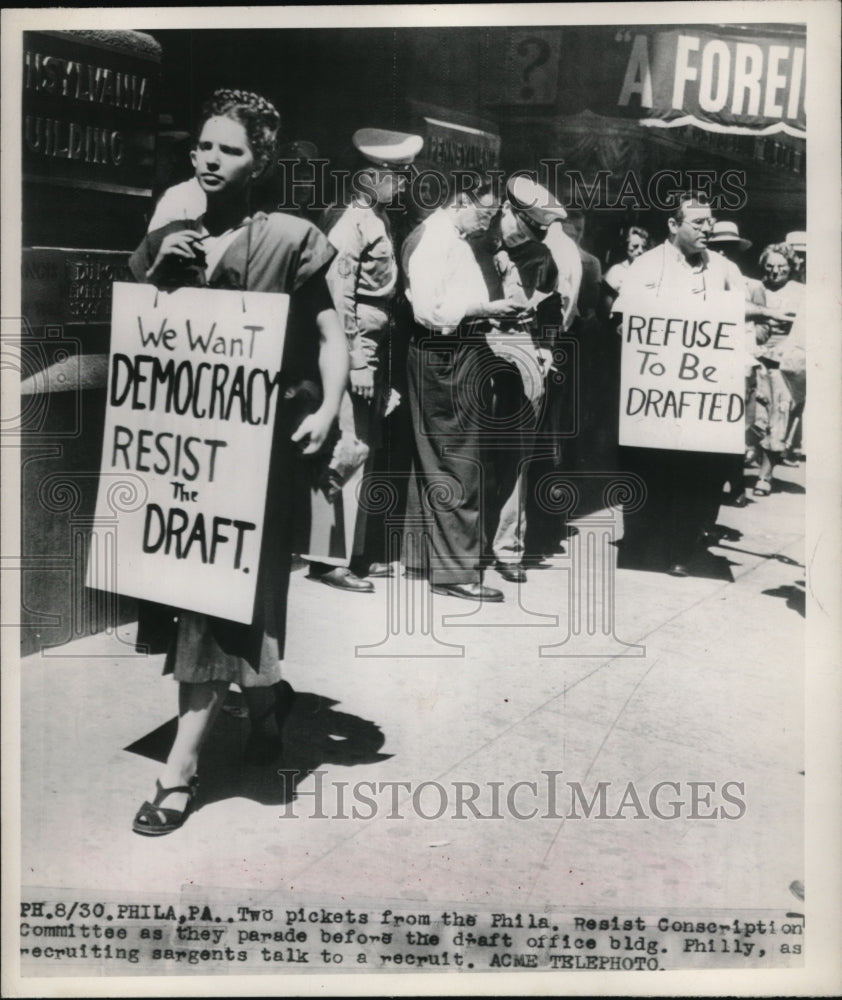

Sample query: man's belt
[412,319,491,339]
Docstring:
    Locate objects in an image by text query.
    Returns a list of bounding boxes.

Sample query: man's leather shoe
[430,582,504,602]
[312,567,374,593]
[495,562,527,583]
[366,562,394,578]
[667,563,689,578]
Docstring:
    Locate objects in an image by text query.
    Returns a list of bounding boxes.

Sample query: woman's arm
[315,306,349,418]
[290,304,349,455]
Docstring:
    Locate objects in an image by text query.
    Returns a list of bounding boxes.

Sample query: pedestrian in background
[602,225,652,313]
[752,243,804,497]
[785,230,807,284]
[707,219,763,508]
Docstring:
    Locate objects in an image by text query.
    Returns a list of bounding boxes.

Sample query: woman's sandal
[132,776,198,836]
[753,479,772,497]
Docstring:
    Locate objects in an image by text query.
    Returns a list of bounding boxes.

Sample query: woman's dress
[128,211,336,685]
[754,279,805,453]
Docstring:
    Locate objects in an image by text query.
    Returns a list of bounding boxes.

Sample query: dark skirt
[135,401,306,685]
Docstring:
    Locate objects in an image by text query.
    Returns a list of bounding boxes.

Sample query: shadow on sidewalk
[761,580,806,618]
[124,691,392,808]
[714,545,804,569]
[615,544,736,582]
[745,472,806,495]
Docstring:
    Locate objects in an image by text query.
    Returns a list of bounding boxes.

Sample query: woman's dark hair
[197,89,280,167]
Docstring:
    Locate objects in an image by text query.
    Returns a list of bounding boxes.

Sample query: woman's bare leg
[758,446,783,489]
[156,680,228,809]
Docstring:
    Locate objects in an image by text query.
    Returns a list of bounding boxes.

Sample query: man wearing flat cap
[305,127,423,593]
[484,175,573,582]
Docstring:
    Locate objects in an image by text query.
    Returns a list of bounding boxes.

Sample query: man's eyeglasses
[684,217,716,232]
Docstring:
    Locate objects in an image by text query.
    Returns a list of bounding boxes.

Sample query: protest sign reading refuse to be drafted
[86,282,288,624]
[619,292,747,454]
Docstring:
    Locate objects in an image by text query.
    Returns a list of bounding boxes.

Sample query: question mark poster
[506,29,560,104]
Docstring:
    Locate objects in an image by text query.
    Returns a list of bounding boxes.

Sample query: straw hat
[707,220,752,252]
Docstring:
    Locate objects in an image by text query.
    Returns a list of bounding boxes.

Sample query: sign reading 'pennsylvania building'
[23,29,160,196]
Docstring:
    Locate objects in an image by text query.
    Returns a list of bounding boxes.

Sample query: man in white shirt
[401,186,523,602]
[613,192,745,577]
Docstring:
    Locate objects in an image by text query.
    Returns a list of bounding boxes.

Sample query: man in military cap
[485,175,570,582]
[305,127,423,593]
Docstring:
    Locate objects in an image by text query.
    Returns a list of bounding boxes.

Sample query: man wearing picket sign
[612,191,787,578]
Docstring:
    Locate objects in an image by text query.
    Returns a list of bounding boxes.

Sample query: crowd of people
[125,89,805,834]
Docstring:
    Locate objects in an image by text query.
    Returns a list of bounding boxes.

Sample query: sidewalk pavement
[20,462,804,914]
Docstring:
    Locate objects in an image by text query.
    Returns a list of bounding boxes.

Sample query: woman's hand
[146,230,205,280]
[290,405,335,455]
[766,310,796,334]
